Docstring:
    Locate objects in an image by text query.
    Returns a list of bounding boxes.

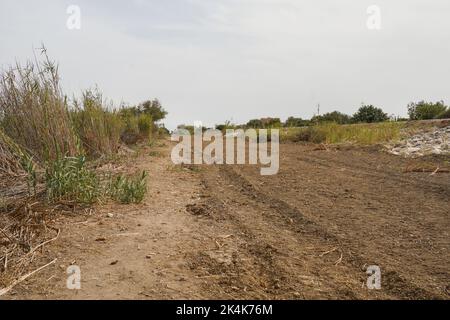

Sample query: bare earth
[4,142,450,299]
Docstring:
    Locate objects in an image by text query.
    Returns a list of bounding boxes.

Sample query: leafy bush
[312,111,352,124]
[109,171,147,204]
[352,105,388,123]
[45,156,100,204]
[139,99,167,123]
[407,101,448,120]
[246,119,264,129]
[247,118,281,129]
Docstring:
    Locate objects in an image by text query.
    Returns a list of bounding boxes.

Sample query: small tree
[407,101,448,120]
[352,105,388,123]
[139,99,167,122]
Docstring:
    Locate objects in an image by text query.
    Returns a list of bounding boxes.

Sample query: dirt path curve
[4,142,449,299]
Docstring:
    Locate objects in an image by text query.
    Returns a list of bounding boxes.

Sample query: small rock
[110,260,119,265]
[106,213,114,218]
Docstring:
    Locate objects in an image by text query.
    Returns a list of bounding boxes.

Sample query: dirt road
[4,142,449,299]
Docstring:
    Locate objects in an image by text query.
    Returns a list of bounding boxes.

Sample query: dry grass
[284,122,403,145]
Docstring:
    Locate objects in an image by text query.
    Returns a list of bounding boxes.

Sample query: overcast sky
[1,0,449,128]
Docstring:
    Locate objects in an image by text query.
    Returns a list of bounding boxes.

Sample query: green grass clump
[45,156,100,204]
[109,171,147,204]
[45,155,148,205]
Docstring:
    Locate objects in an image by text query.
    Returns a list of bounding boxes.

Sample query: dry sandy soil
[2,141,449,299]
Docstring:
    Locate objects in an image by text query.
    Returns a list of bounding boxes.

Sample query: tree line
[216,101,450,130]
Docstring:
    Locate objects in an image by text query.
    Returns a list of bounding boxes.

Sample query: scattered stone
[106,213,114,218]
[110,260,119,265]
[387,126,450,157]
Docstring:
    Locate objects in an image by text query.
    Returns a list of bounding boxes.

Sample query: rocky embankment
[388,125,450,157]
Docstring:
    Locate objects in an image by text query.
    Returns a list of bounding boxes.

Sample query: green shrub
[311,111,352,124]
[284,117,311,127]
[139,99,167,123]
[407,101,448,120]
[352,105,388,123]
[109,171,147,204]
[246,118,281,129]
[45,156,100,204]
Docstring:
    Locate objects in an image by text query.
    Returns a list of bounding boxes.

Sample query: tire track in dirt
[215,165,442,299]
[295,150,450,197]
[188,166,373,299]
[4,142,448,299]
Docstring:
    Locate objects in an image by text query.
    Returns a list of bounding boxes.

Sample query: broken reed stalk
[0,258,57,296]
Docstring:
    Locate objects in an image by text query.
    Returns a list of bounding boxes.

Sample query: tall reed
[71,89,123,158]
[0,50,80,161]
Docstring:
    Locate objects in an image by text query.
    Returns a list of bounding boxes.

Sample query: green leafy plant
[407,101,448,120]
[109,171,147,204]
[45,156,100,204]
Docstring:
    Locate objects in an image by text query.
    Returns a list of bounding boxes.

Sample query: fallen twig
[0,258,57,297]
[430,167,439,176]
[334,252,343,266]
[319,247,338,257]
[20,227,60,261]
